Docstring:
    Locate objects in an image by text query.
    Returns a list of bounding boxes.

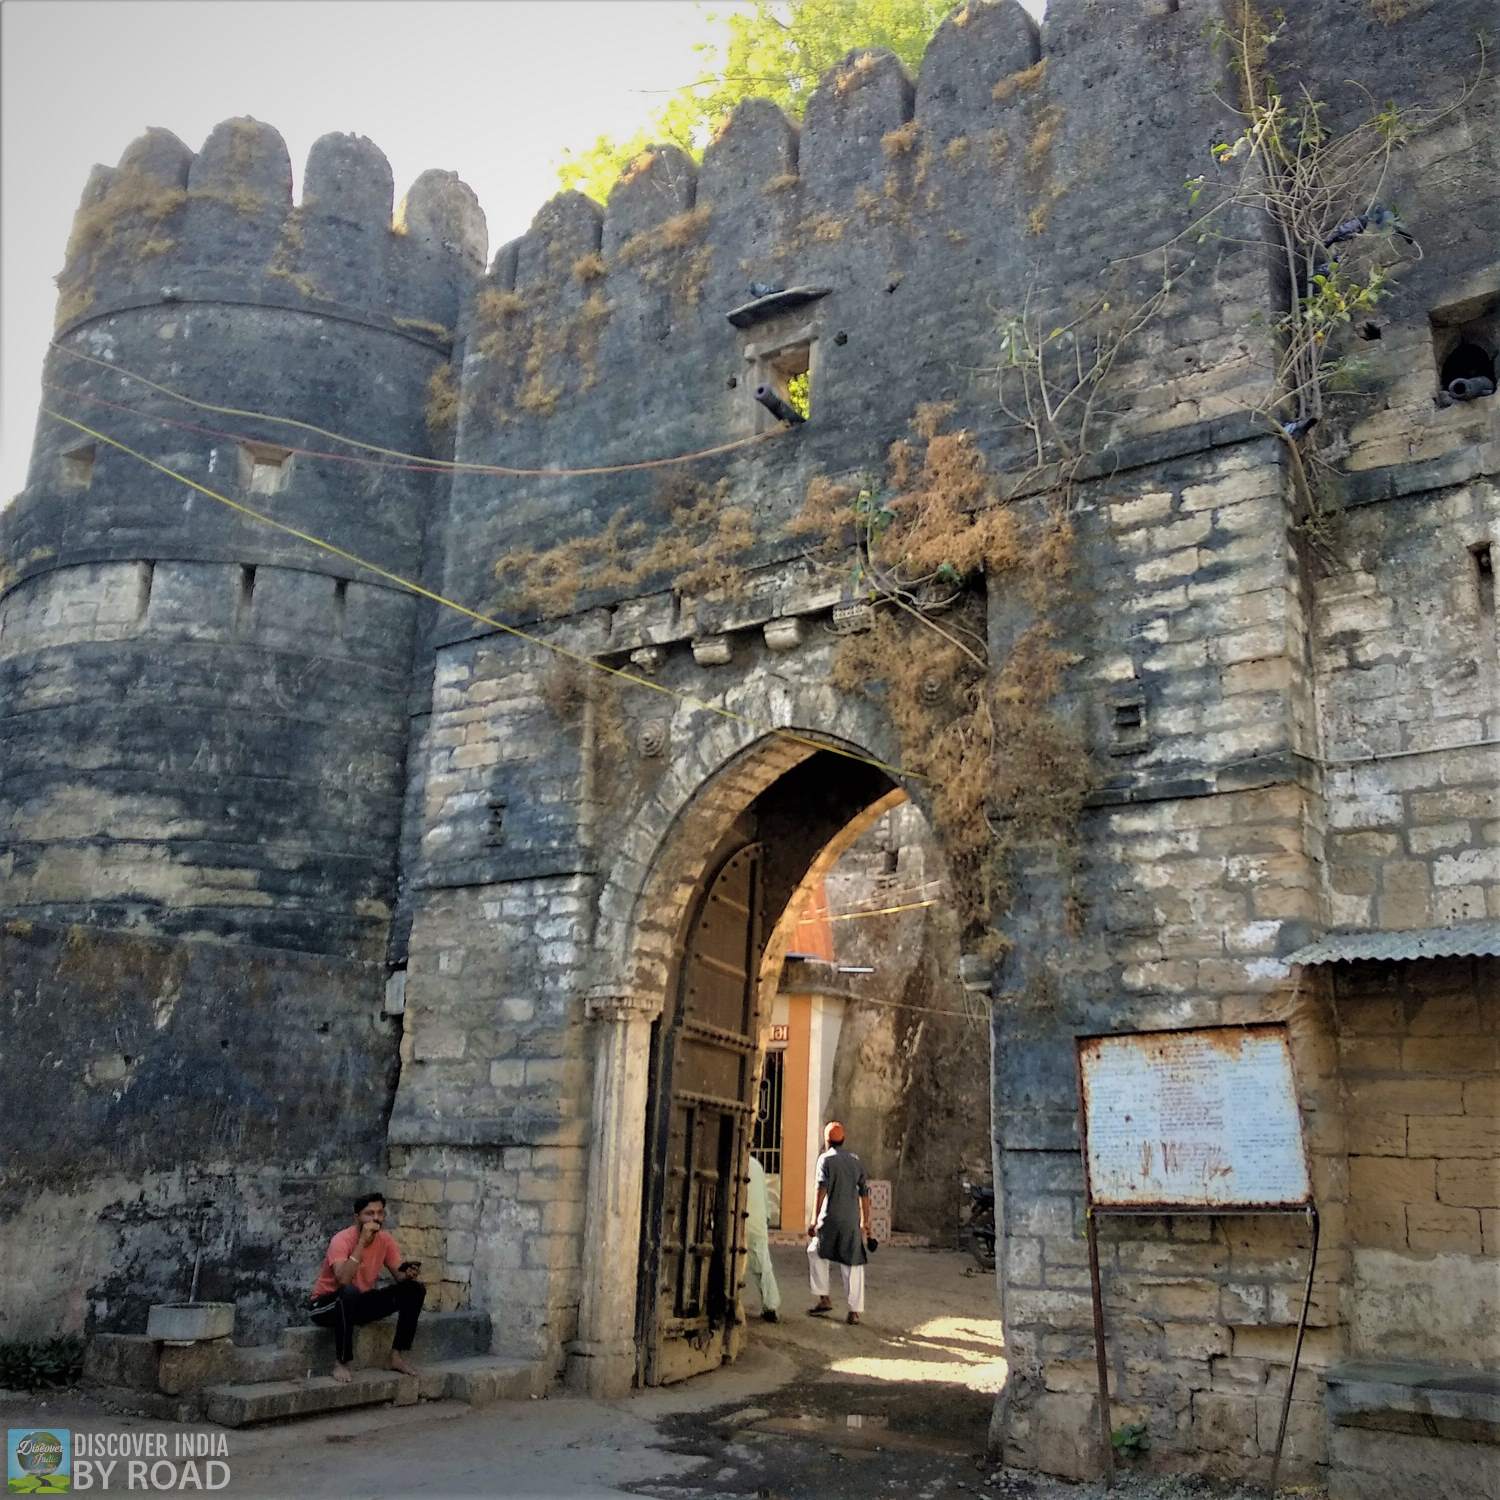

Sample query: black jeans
[309,1280,425,1365]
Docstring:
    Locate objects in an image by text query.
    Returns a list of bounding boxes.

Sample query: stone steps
[276,1308,490,1377]
[82,1309,537,1424]
[85,1310,492,1393]
[202,1355,544,1427]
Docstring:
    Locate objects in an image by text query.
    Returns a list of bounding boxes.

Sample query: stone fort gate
[3,1,1497,1488]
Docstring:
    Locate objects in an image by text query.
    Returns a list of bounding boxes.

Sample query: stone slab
[439,1355,547,1406]
[202,1355,547,1427]
[1326,1359,1500,1443]
[157,1337,238,1395]
[278,1308,490,1373]
[84,1333,161,1391]
[229,1345,303,1384]
[85,1383,206,1424]
[204,1371,403,1427]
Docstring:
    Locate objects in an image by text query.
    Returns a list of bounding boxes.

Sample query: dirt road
[1,1247,1301,1498]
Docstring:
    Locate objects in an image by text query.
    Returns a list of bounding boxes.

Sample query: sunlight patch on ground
[825,1350,1008,1392]
[908,1314,1005,1345]
[824,1309,1007,1391]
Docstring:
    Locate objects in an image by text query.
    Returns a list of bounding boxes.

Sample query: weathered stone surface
[4,3,1497,1490]
[204,1372,402,1427]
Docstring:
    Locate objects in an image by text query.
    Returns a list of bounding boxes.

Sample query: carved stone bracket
[959,953,994,996]
[584,985,659,1024]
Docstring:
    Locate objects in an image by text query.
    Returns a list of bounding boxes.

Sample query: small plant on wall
[1182,3,1486,543]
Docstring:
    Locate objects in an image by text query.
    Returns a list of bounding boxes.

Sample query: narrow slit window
[237,564,257,630]
[238,441,294,495]
[1473,542,1494,617]
[485,797,507,847]
[60,443,95,489]
[1109,693,1148,754]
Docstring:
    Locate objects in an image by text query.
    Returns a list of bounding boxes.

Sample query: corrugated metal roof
[1286,921,1500,966]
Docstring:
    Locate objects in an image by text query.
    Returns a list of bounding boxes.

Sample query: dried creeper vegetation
[617,207,713,305]
[799,404,1090,949]
[469,278,615,418]
[424,364,460,438]
[53,166,188,328]
[491,473,750,618]
[489,397,1094,949]
[53,149,294,327]
[541,657,631,768]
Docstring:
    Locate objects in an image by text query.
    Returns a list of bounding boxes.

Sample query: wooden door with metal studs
[642,842,764,1386]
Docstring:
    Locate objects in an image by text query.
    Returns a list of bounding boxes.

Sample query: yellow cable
[39,407,925,784]
[827,898,939,922]
[51,343,779,478]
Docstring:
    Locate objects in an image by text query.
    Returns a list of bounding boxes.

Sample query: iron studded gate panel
[643,842,763,1386]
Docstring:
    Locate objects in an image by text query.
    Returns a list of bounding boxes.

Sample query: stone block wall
[819,803,988,1239]
[434,1,1256,641]
[1317,479,1500,931]
[995,777,1341,1483]
[384,623,599,1362]
[2,0,1495,1483]
[1336,956,1500,1368]
[386,1140,587,1363]
[0,117,475,1343]
[0,921,394,1342]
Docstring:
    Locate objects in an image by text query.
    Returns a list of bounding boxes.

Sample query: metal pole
[1267,1204,1320,1497]
[1085,1205,1115,1488]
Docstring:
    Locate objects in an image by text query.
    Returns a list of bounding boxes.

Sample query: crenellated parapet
[2,117,488,963]
[438,0,1259,632]
[52,116,483,341]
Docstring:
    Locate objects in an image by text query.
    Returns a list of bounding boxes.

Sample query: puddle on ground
[751,1411,971,1457]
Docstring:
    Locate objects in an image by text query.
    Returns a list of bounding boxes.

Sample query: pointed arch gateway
[565,729,912,1396]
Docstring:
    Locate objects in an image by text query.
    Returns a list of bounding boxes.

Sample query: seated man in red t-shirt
[309,1192,425,1384]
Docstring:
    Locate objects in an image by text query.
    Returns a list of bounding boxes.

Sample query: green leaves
[852,486,895,539]
[1111,1420,1151,1456]
[556,0,951,201]
[0,1335,85,1391]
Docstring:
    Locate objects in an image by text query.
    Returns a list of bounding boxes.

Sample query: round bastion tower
[0,118,483,1340]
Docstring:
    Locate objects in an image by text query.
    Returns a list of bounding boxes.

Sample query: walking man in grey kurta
[806,1121,872,1324]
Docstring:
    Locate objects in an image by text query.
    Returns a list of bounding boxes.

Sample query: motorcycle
[961,1179,996,1270]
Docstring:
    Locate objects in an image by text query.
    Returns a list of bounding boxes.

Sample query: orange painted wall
[777,991,813,1231]
[787,877,835,961]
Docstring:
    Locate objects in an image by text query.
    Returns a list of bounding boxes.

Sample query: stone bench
[202,1355,544,1427]
[84,1310,512,1421]
[1325,1360,1500,1500]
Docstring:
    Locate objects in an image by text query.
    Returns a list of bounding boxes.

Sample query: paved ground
[1,1247,1303,1498]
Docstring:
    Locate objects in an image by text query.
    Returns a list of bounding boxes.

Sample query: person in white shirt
[746,1154,782,1322]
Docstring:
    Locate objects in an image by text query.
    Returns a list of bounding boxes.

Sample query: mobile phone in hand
[398,1260,422,1275]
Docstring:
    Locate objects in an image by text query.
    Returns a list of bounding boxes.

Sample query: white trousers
[807,1240,865,1314]
[747,1234,781,1313]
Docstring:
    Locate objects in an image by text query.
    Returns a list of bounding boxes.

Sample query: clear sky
[1,0,1043,505]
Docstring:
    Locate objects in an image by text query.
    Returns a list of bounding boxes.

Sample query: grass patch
[396,316,454,341]
[425,364,459,437]
[882,120,921,157]
[992,59,1047,105]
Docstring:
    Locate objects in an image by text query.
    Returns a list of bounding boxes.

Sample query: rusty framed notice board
[1074,1024,1317,1492]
